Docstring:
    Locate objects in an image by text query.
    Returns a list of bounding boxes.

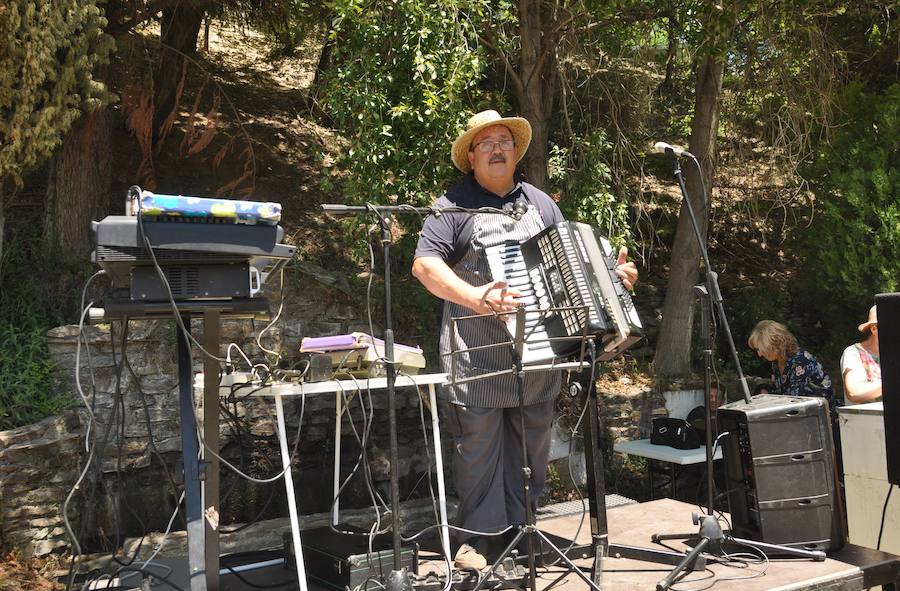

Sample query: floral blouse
[772,349,839,414]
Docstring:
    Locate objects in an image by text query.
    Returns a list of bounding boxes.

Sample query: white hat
[450,110,532,172]
[858,305,878,332]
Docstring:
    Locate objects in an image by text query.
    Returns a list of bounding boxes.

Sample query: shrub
[799,82,900,355]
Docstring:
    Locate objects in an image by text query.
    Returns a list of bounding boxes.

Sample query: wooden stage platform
[496,499,900,591]
[453,498,900,590]
[141,498,900,590]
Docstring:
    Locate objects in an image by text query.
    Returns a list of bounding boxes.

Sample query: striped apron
[439,204,562,408]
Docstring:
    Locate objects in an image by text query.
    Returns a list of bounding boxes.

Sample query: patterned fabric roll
[135,191,281,225]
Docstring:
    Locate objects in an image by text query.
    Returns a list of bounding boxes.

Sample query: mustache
[489,154,507,164]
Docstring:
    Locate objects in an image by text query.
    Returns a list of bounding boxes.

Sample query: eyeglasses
[471,139,515,154]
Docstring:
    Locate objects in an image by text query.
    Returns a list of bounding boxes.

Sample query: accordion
[485,221,642,364]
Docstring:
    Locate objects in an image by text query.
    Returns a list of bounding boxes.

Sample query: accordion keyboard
[485,241,558,364]
[485,221,643,364]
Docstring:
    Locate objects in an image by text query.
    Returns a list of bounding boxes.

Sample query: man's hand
[475,281,522,317]
[615,246,638,290]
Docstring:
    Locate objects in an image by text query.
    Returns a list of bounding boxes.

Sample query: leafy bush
[0,315,69,431]
[321,0,488,210]
[551,130,633,248]
[0,216,78,430]
[800,82,900,351]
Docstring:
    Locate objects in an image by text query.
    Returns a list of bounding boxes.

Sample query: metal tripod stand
[466,307,603,591]
[649,146,826,591]
[447,307,701,591]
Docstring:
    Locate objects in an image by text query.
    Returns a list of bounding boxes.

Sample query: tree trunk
[515,0,556,192]
[44,108,112,262]
[519,98,552,192]
[652,54,726,378]
[0,181,5,281]
[312,29,337,94]
[154,3,205,138]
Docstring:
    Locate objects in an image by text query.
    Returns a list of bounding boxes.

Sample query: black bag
[650,417,701,449]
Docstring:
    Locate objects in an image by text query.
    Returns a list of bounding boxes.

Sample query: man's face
[467,124,515,184]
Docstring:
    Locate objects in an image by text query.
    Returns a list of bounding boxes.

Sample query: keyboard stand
[99,298,269,591]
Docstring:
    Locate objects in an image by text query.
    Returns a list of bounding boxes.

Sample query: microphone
[513,199,528,220]
[654,141,693,158]
[503,198,529,221]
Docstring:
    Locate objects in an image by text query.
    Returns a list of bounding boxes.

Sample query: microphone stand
[650,148,825,591]
[662,148,751,406]
[324,201,704,590]
[320,202,520,591]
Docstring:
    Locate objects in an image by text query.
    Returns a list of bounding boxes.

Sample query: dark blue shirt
[772,349,839,415]
[414,173,564,267]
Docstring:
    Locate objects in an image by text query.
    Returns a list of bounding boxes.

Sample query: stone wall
[0,410,83,556]
[0,264,667,556]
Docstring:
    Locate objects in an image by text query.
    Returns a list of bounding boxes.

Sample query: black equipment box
[717,394,845,552]
[875,292,900,485]
[131,263,251,300]
[284,526,418,590]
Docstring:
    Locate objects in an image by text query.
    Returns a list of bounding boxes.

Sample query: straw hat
[451,110,532,172]
[858,305,878,332]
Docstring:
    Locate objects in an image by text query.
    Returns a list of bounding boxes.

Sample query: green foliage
[0,0,112,186]
[320,0,488,209]
[0,212,81,430]
[801,82,900,342]
[551,130,633,247]
[0,271,71,431]
[0,312,69,431]
[215,0,329,57]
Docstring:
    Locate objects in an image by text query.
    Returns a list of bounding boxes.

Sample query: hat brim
[451,116,532,173]
[858,320,877,332]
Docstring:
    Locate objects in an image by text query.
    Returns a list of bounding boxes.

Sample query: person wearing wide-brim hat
[412,109,638,569]
[841,305,882,404]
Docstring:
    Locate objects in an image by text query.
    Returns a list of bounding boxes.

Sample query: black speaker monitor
[875,292,900,485]
[717,394,845,552]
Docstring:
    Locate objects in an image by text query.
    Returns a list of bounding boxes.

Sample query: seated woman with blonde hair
[748,320,839,416]
[840,305,882,405]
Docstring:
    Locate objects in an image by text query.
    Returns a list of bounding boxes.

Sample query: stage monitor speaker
[717,394,845,552]
[875,293,900,485]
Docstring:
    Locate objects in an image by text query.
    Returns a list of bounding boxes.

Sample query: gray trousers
[447,398,556,544]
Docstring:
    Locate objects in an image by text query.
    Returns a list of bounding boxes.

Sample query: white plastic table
[206,372,451,590]
[613,438,722,499]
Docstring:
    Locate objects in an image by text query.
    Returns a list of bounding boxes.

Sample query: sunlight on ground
[205,22,320,92]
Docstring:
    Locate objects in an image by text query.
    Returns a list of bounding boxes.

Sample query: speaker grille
[165,267,201,297]
[718,394,845,552]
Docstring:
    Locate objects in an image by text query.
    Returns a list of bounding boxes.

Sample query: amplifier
[717,394,845,552]
[285,526,417,590]
[130,263,252,301]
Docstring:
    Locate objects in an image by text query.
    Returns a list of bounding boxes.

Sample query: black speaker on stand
[717,394,846,552]
[875,293,900,486]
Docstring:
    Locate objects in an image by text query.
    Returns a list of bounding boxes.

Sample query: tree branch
[476,25,526,100]
[107,0,218,36]
[526,11,574,92]
[576,6,665,35]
